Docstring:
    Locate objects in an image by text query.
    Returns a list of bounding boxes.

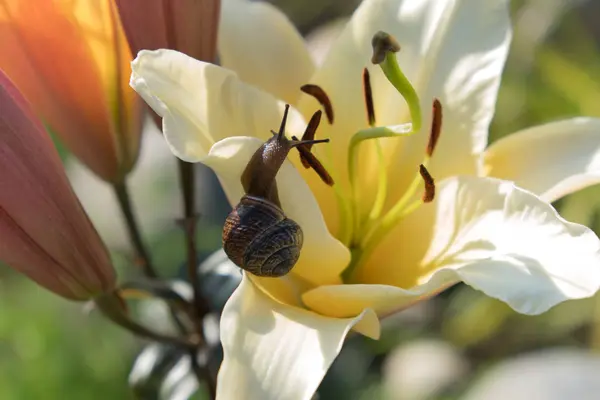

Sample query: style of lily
[0,0,142,183]
[130,0,600,398]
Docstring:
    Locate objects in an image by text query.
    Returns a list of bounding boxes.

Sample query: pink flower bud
[0,0,142,183]
[0,72,116,300]
[115,0,220,61]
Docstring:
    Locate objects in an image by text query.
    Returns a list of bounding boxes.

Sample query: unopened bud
[0,73,116,300]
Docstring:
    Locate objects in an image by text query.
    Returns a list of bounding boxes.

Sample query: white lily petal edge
[218,274,378,400]
[427,176,600,314]
[130,49,301,162]
[484,117,600,203]
[304,176,600,317]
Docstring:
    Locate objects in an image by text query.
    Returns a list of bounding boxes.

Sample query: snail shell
[221,104,331,278]
[223,195,303,277]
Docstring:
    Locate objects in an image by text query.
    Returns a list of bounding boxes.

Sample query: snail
[222,104,333,277]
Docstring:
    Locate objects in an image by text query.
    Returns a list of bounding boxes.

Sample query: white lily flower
[130,0,600,399]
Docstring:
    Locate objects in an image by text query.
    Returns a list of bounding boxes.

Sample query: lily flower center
[303,31,443,283]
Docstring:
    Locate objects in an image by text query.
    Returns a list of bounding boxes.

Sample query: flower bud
[0,0,142,183]
[115,0,220,61]
[0,72,116,300]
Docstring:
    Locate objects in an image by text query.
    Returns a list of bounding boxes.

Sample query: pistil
[371,31,422,133]
[342,31,441,282]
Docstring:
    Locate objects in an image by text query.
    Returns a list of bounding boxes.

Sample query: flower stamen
[301,84,334,124]
[299,83,351,243]
[362,68,389,227]
[362,68,376,127]
[291,110,334,186]
[344,99,442,282]
[426,99,443,159]
[419,164,435,203]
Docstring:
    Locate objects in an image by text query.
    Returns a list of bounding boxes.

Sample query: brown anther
[289,109,334,186]
[371,31,401,64]
[301,84,334,124]
[426,99,443,157]
[292,135,334,186]
[419,164,435,203]
[362,68,376,126]
[298,110,322,167]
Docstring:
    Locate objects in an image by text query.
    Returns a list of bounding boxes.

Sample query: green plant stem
[177,160,209,318]
[95,292,196,348]
[113,181,158,278]
[114,181,192,334]
[177,160,216,399]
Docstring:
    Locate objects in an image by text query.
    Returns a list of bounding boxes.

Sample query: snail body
[221,105,333,278]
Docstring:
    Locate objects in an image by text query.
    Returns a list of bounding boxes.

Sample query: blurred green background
[2,0,600,399]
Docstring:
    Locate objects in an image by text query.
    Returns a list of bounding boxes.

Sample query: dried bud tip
[419,164,435,203]
[371,31,401,64]
[426,98,443,157]
[301,84,334,124]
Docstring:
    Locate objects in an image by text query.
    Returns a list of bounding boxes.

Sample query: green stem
[95,292,196,348]
[176,161,217,399]
[176,160,210,318]
[113,181,158,278]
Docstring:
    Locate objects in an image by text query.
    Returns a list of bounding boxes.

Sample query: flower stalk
[113,181,158,278]
[95,292,196,348]
[177,160,210,319]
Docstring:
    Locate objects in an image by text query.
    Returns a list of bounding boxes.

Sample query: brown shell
[222,195,303,277]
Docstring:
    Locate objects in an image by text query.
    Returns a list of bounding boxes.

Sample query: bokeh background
[2,0,600,398]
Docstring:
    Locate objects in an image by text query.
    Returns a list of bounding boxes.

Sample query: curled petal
[203,136,349,286]
[424,177,600,314]
[130,49,303,162]
[218,274,379,400]
[483,118,600,203]
[303,275,457,319]
[0,73,115,300]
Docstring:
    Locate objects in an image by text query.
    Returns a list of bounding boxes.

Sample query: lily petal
[202,136,350,286]
[483,118,600,203]
[219,0,314,105]
[426,176,600,314]
[385,0,512,203]
[309,177,600,317]
[130,49,303,162]
[303,275,457,319]
[218,274,379,400]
